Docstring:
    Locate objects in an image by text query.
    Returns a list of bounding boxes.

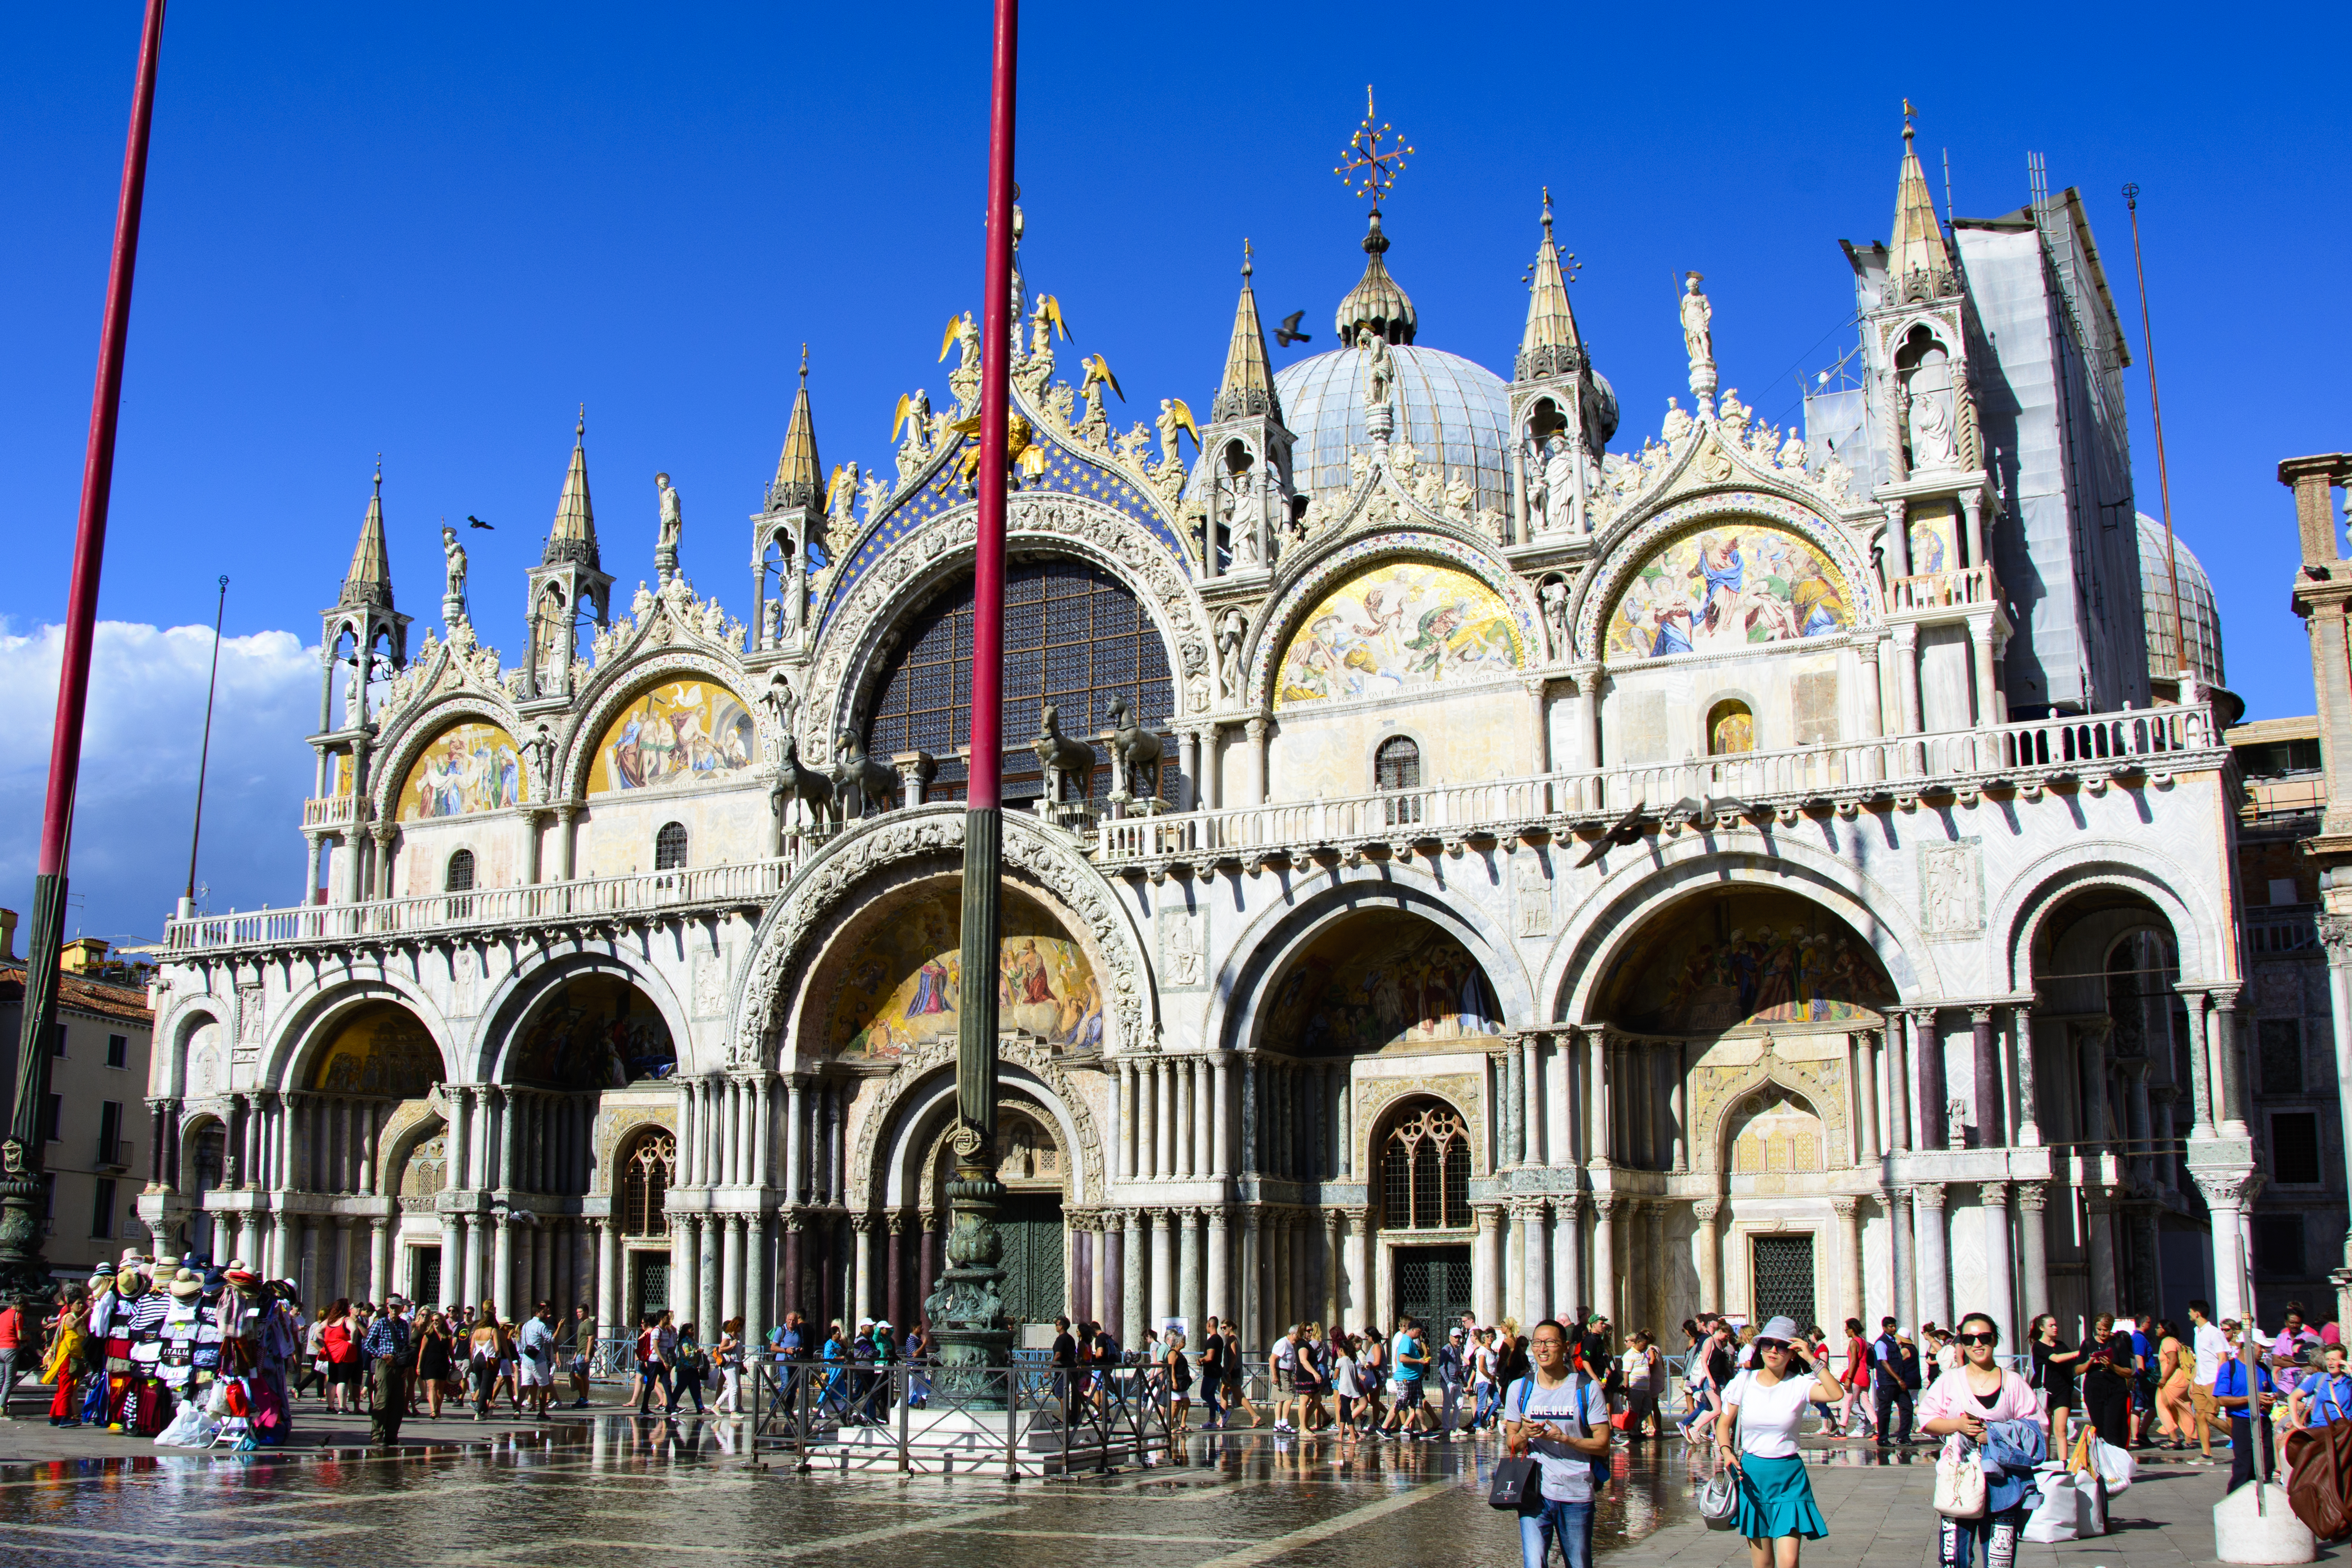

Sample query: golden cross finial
[1902,98,1916,140]
[1334,84,1414,206]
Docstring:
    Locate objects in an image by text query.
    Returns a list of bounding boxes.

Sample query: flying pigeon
[1572,799,1649,869]
[466,515,494,530]
[1274,311,1311,348]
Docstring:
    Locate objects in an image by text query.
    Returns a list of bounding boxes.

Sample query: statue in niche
[1358,327,1393,410]
[1540,579,1570,659]
[1680,273,1714,375]
[1907,375,1960,470]
[1543,438,1583,533]
[655,472,683,553]
[760,596,782,648]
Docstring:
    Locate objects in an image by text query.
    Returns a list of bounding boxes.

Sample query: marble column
[2214,993,2249,1137]
[1207,1209,1232,1328]
[1887,1022,1912,1154]
[1211,1054,1233,1179]
[1592,1196,1618,1327]
[2182,992,2216,1140]
[1587,1034,1610,1166]
[1117,1062,1136,1182]
[370,1217,391,1305]
[1182,1208,1207,1333]
[1120,1209,1143,1344]
[1971,1008,2003,1146]
[2010,1183,2044,1330]
[1142,1208,1171,1329]
[2013,1013,2042,1146]
[1854,1033,1881,1164]
[1912,1184,1949,1330]
[1913,1011,1948,1152]
[439,1210,461,1307]
[1642,1200,1667,1335]
[1889,1187,1915,1335]
[1978,1183,2014,1344]
[1555,1194,1585,1320]
[1176,1059,1196,1180]
[1519,1200,1550,1325]
[722,1212,745,1329]
[597,1217,619,1330]
[492,1212,515,1319]
[1693,1198,1721,1315]
[1474,1203,1504,1325]
[2086,1187,2118,1314]
[784,1076,808,1201]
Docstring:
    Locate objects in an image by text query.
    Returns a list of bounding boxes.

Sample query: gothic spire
[1213,240,1281,425]
[544,407,600,568]
[1515,188,1584,382]
[338,458,394,610]
[1889,105,1956,301]
[770,347,822,510]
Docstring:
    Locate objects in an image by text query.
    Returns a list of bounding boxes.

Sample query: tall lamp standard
[2,0,169,1299]
[922,0,1020,1400]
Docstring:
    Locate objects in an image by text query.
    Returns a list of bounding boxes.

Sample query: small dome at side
[2137,510,2227,697]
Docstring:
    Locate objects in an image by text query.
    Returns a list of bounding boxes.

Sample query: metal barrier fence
[745,1358,1175,1476]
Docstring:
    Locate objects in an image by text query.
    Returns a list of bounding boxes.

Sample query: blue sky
[3,3,2346,944]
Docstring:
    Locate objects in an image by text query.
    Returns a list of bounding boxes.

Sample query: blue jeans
[1519,1498,1595,1568]
[1474,1383,1501,1426]
[1937,1506,2025,1568]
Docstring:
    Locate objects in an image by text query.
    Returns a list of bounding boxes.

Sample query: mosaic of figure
[827,892,1100,1058]
[1264,918,1503,1055]
[588,681,758,795]
[1274,561,1521,708]
[509,975,675,1089]
[398,722,524,820]
[313,1004,441,1097]
[1603,524,1850,663]
[1908,508,1956,575]
[1595,892,1894,1034]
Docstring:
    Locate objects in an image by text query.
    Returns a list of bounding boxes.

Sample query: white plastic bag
[2073,1469,2108,1536]
[2091,1437,2135,1492]
[1934,1450,1987,1518]
[154,1402,217,1448]
[2022,1474,2079,1543]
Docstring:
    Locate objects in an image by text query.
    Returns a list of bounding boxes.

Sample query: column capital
[1509,1197,1550,1222]
[1978,1181,2009,1207]
[1909,1181,1946,1210]
[2015,1181,2047,1213]
[887,1209,914,1235]
[1691,1197,1720,1225]
[1590,1194,1619,1219]
[1555,1190,1586,1218]
[1830,1195,1859,1219]
[849,1211,877,1234]
[2192,1168,2263,1211]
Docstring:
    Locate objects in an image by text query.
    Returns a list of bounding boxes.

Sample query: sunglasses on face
[1956,1332,1998,1347]
[1755,1339,1788,1353]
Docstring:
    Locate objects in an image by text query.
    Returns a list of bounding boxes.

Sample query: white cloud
[0,620,319,945]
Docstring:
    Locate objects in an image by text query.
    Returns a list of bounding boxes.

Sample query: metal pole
[183,573,229,908]
[4,0,168,1299]
[2121,185,2187,685]
[927,0,1017,1405]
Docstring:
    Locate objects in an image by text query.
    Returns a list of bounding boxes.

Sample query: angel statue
[939,311,981,376]
[893,388,932,459]
[825,461,861,526]
[1078,354,1122,445]
[1156,398,1200,470]
[1027,293,1067,359]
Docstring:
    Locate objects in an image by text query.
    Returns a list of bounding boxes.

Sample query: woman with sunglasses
[1919,1312,2041,1568]
[1714,1315,1841,1568]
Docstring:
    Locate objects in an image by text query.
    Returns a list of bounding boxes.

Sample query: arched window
[653,822,688,870]
[1708,700,1754,756]
[618,1128,676,1236]
[1381,1102,1472,1229]
[1376,735,1423,826]
[863,558,1174,805]
[445,849,475,892]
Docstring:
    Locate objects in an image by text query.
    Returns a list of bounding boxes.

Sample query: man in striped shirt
[361,1298,414,1446]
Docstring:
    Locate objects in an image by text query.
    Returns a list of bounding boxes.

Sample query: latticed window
[1376,736,1423,827]
[653,822,688,871]
[619,1129,675,1235]
[1382,1102,1471,1229]
[445,849,475,892]
[862,558,1174,804]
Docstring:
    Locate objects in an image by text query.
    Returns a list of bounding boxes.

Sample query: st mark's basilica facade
[140,121,2256,1356]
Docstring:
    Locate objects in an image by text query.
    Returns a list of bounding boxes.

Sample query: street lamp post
[2,0,169,1301]
[922,0,1019,1402]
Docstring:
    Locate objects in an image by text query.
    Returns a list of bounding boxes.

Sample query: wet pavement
[0,1413,2299,1568]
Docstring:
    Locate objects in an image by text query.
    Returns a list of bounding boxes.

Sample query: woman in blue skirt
[1715,1314,1844,1568]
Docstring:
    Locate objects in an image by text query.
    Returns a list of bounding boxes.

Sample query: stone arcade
[140,120,2256,1355]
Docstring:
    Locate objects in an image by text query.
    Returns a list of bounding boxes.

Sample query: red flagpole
[969,0,1018,808]
[4,0,168,1289]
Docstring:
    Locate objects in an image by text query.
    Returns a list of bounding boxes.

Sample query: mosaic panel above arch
[396,720,525,820]
[1247,532,1535,708]
[1263,912,1503,1055]
[1602,521,1853,664]
[312,1002,442,1097]
[824,887,1102,1059]
[1592,890,1893,1035]
[586,679,758,796]
[1272,559,1523,709]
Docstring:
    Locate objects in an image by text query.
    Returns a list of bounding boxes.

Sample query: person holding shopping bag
[1503,1319,1613,1568]
[1919,1312,2042,1567]
[1715,1315,1842,1568]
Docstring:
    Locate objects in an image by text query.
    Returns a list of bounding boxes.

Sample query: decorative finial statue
[655,471,683,585]
[1681,272,1717,408]
[1335,85,1414,210]
[439,522,468,626]
[1358,325,1395,436]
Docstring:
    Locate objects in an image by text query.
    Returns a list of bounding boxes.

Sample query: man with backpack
[1504,1318,1613,1568]
[1872,1316,1920,1446]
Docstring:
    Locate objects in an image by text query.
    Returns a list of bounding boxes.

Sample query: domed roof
[1274,344,1514,519]
[2136,511,2223,688]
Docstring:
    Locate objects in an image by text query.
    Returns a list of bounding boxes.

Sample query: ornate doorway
[995,1192,1066,1332]
[1393,1245,1472,1329]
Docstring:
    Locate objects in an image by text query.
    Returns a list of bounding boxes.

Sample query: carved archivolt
[374,1095,447,1190]
[1569,490,1881,664]
[1687,1046,1849,1173]
[728,803,1157,1067]
[1245,529,1543,711]
[1353,1070,1486,1179]
[802,492,1214,766]
[847,1033,1105,1209]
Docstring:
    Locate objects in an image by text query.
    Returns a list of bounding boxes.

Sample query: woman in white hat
[1715,1315,1843,1566]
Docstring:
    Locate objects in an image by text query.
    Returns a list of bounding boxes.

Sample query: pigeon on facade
[1274,311,1311,347]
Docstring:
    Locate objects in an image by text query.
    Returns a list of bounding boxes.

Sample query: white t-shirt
[2194,1322,2231,1387]
[1507,1374,1610,1503]
[1333,1354,1362,1399]
[1723,1368,1815,1459]
[1622,1348,1652,1390]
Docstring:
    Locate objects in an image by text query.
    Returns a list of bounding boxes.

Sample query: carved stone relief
[1921,841,1984,939]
